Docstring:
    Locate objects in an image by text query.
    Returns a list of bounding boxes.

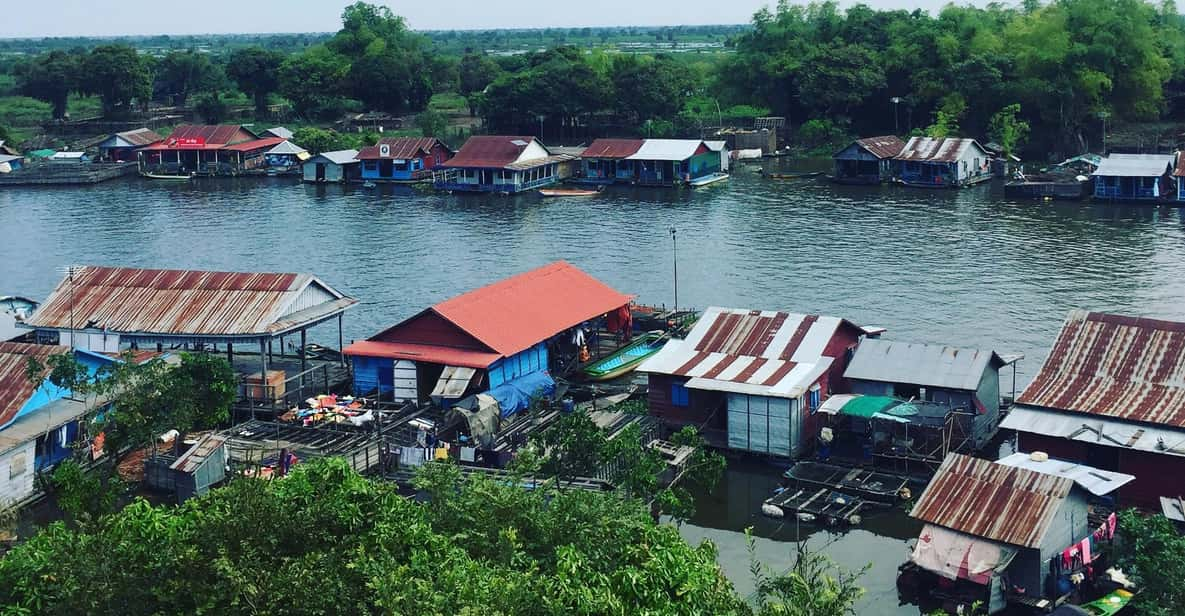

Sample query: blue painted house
[434,136,571,193]
[357,137,452,183]
[0,342,124,507]
[1092,153,1175,200]
[344,261,631,417]
[579,138,645,184]
[626,139,720,186]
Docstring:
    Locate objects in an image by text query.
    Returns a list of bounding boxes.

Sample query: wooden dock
[763,487,866,525]
[0,162,138,185]
[784,461,910,503]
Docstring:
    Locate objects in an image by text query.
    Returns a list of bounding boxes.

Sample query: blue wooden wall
[488,342,549,389]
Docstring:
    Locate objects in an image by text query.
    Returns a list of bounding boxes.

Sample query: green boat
[582,331,667,381]
[1080,589,1134,615]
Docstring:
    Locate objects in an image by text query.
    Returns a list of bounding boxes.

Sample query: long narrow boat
[538,187,601,197]
[141,172,193,181]
[689,172,729,187]
[764,171,823,180]
[582,331,667,381]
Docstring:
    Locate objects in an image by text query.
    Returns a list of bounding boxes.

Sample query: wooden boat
[141,172,193,181]
[763,171,823,180]
[783,461,911,504]
[762,487,866,525]
[581,331,667,381]
[538,187,601,197]
[688,172,729,187]
[1079,589,1134,615]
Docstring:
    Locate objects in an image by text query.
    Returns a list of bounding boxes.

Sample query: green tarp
[838,395,898,418]
[26,149,56,159]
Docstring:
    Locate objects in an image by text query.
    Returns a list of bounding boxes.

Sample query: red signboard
[174,136,206,148]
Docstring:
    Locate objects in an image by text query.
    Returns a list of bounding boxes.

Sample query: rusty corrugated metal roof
[357,137,448,160]
[639,307,863,398]
[910,453,1073,548]
[582,139,645,159]
[25,266,356,338]
[855,136,905,159]
[845,339,1004,391]
[1017,310,1185,428]
[0,342,69,427]
[442,136,546,169]
[429,261,631,357]
[114,128,164,147]
[144,125,258,150]
[894,137,987,163]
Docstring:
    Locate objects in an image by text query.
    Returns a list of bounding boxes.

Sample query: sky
[2,0,973,38]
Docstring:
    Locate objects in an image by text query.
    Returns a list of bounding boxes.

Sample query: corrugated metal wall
[351,355,393,395]
[727,393,796,457]
[285,281,336,315]
[488,342,548,388]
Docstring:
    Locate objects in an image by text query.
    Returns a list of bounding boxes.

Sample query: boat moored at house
[434,136,572,193]
[892,137,993,188]
[357,137,452,183]
[832,136,905,184]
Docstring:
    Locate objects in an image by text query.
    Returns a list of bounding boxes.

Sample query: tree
[15,50,81,120]
[155,50,221,106]
[748,529,869,616]
[347,49,432,114]
[459,51,501,115]
[987,103,1031,156]
[1114,509,1185,615]
[291,127,354,155]
[80,44,153,116]
[611,54,691,125]
[925,94,967,138]
[278,46,349,119]
[226,47,285,115]
[415,109,448,137]
[194,91,229,123]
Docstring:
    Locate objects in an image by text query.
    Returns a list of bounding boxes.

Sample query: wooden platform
[0,162,138,185]
[784,461,910,503]
[763,487,866,524]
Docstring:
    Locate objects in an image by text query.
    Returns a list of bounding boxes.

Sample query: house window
[671,383,690,407]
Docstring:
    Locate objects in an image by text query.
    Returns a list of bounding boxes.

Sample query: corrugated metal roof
[627,139,707,161]
[429,261,631,357]
[639,307,861,399]
[582,138,644,159]
[504,153,573,170]
[262,127,294,140]
[1093,154,1175,177]
[894,137,987,163]
[995,452,1133,496]
[25,266,356,337]
[223,137,285,152]
[854,136,906,159]
[311,150,360,165]
[0,155,22,164]
[161,125,257,147]
[266,141,308,156]
[1017,310,1185,428]
[356,137,446,160]
[704,140,728,152]
[170,433,228,473]
[910,453,1074,548]
[0,342,68,428]
[442,135,547,169]
[114,128,163,147]
[343,340,502,369]
[1001,405,1185,458]
[845,339,1003,391]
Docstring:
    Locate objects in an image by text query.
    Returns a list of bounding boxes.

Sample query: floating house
[1000,310,1185,508]
[906,452,1128,614]
[302,149,361,183]
[844,339,1014,450]
[626,139,720,186]
[49,151,88,164]
[892,137,992,188]
[706,140,730,173]
[1092,153,1175,200]
[1170,153,1185,201]
[434,136,571,193]
[356,137,452,183]
[22,266,357,399]
[579,138,644,184]
[97,128,163,162]
[0,342,123,507]
[0,295,37,342]
[639,307,870,457]
[344,261,630,416]
[139,125,284,176]
[0,154,23,173]
[261,127,295,140]
[832,136,905,184]
[263,141,310,172]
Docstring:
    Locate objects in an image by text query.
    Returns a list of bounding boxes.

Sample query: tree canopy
[80,44,153,116]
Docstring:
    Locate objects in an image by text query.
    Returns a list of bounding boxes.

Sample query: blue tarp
[487,370,555,418]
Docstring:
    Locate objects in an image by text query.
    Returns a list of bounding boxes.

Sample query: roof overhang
[343,340,501,369]
[1002,405,1185,458]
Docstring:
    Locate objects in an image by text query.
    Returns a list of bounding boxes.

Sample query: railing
[235,362,347,420]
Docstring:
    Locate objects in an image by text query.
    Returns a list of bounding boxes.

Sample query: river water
[3,165,1185,612]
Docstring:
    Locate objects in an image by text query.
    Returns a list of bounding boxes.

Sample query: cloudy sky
[3,0,977,38]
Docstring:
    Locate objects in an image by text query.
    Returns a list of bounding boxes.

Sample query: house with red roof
[344,261,630,415]
[138,125,287,176]
[1001,310,1185,508]
[434,135,572,193]
[357,137,452,183]
[579,138,644,184]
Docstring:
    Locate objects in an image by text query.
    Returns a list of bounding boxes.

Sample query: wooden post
[338,313,345,367]
[227,341,234,365]
[300,329,307,391]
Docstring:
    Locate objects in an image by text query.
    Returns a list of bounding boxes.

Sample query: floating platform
[762,487,866,525]
[0,162,138,185]
[1004,178,1091,200]
[783,461,911,503]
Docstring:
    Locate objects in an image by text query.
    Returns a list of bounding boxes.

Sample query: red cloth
[606,305,631,333]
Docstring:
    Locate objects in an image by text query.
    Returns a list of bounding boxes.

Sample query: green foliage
[925,95,967,138]
[988,103,1031,157]
[80,44,153,116]
[747,528,869,616]
[13,50,80,119]
[0,458,747,614]
[458,52,501,114]
[194,91,230,123]
[50,460,122,523]
[155,50,223,106]
[796,118,851,154]
[347,48,432,115]
[278,45,350,120]
[1114,509,1185,615]
[292,126,354,154]
[226,46,286,114]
